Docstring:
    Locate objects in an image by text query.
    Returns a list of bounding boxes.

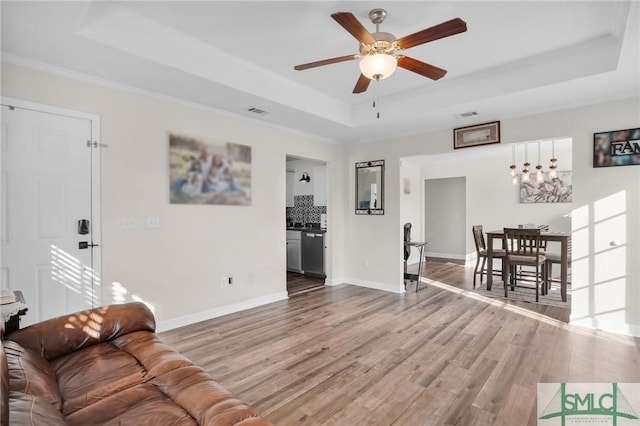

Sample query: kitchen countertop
[287,227,326,233]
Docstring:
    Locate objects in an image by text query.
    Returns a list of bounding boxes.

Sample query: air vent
[455,111,478,119]
[247,107,269,115]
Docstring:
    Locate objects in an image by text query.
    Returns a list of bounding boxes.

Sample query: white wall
[399,161,422,265]
[409,139,573,262]
[3,61,638,337]
[1,62,345,329]
[344,97,640,336]
[286,159,323,197]
[424,177,467,259]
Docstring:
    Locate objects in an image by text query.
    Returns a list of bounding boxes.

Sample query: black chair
[403,223,414,286]
[403,223,428,292]
[502,227,547,302]
[472,225,506,288]
[404,223,412,264]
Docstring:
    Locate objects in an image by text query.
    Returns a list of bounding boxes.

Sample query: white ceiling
[2,1,639,144]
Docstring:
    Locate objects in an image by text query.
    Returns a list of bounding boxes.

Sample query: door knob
[78,242,99,249]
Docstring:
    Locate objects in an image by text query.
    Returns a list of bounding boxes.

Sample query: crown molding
[1,52,336,145]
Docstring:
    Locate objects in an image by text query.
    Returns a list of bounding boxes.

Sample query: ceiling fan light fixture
[359,53,397,80]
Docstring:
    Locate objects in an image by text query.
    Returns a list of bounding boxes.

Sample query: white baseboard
[156,291,289,332]
[570,317,640,338]
[344,277,405,294]
[425,251,466,260]
[325,276,345,286]
[311,277,405,294]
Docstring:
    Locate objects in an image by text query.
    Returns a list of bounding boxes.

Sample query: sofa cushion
[151,365,266,425]
[65,383,197,426]
[8,392,69,426]
[111,330,193,377]
[3,340,62,409]
[51,329,198,416]
[7,302,155,361]
[51,341,147,415]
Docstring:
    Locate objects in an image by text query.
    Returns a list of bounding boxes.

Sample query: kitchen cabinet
[312,165,326,206]
[286,230,302,272]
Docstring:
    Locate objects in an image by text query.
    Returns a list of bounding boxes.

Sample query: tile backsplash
[287,195,326,225]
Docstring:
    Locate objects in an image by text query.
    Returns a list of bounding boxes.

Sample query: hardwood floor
[160,260,639,425]
[414,258,571,323]
[287,271,325,296]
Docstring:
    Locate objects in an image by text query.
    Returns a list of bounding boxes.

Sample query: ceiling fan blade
[397,56,447,80]
[353,74,371,93]
[396,18,467,49]
[331,12,376,44]
[294,54,358,71]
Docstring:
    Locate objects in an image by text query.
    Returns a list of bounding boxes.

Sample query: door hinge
[87,140,108,148]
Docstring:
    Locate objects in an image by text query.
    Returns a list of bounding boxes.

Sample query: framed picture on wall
[520,171,572,203]
[593,127,640,167]
[169,133,252,205]
[453,121,501,149]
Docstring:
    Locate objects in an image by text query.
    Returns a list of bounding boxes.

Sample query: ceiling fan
[294,9,467,94]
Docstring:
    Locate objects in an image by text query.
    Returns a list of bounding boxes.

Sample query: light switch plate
[146,216,160,229]
[121,217,136,230]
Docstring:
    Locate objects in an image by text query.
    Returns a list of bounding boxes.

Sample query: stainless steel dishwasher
[301,231,325,278]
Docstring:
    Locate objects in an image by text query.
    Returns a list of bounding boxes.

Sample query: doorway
[285,156,327,295]
[1,98,101,326]
[424,177,467,261]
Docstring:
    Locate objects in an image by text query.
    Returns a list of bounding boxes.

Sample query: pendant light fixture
[549,139,558,179]
[509,139,561,184]
[535,141,544,183]
[509,145,518,185]
[521,144,531,183]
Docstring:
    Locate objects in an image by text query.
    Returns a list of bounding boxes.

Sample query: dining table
[485,229,571,302]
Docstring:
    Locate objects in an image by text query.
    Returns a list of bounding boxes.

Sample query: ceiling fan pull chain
[374,79,380,119]
[372,79,377,109]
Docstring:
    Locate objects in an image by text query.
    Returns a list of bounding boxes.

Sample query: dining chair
[472,225,506,288]
[502,227,547,302]
[544,239,572,302]
[514,224,549,282]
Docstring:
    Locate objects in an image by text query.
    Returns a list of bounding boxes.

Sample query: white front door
[1,100,101,326]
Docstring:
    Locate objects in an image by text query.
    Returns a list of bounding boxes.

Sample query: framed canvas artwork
[169,133,252,205]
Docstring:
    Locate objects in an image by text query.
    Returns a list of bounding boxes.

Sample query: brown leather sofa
[1,302,272,426]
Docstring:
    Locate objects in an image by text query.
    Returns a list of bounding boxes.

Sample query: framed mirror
[355,160,384,215]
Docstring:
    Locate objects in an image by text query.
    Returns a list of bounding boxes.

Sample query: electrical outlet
[220,276,233,287]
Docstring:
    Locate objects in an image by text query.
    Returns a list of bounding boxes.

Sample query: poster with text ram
[593,127,640,167]
[169,133,251,205]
